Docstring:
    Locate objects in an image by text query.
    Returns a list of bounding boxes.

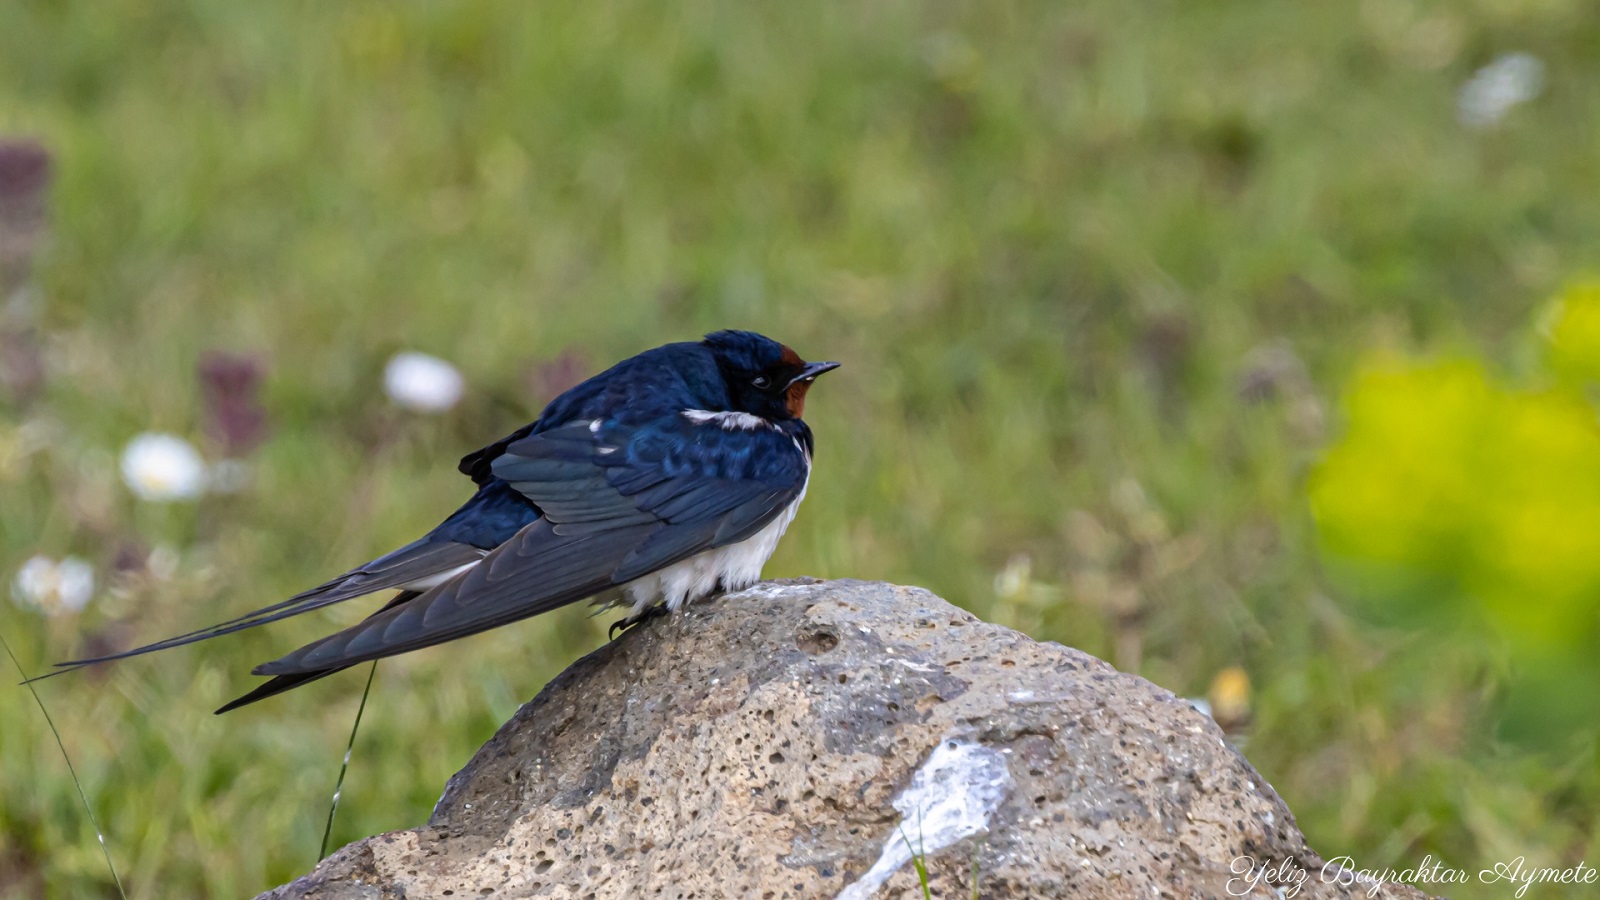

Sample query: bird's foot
[608,603,670,641]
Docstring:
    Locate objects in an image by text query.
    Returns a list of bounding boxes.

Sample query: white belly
[621,478,808,617]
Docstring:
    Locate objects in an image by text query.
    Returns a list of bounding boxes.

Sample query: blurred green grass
[2,0,1599,896]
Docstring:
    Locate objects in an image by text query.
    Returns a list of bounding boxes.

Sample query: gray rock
[258,579,1431,899]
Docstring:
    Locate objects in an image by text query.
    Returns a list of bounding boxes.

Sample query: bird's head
[702,330,840,420]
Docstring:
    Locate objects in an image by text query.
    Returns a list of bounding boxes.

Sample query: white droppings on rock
[836,738,1013,900]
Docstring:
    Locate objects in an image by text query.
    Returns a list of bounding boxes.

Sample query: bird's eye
[751,375,772,389]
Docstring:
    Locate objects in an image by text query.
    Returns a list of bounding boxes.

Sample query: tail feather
[30,541,483,683]
[214,668,345,713]
[213,590,422,713]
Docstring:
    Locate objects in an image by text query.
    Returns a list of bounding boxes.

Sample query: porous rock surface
[259,579,1430,899]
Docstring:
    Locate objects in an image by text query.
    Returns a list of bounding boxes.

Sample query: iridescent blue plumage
[430,480,539,549]
[44,330,839,713]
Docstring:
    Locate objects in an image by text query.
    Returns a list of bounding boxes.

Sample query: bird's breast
[622,471,810,617]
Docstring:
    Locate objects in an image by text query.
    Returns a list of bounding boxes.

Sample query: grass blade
[320,660,378,861]
[898,819,932,900]
[2,629,128,900]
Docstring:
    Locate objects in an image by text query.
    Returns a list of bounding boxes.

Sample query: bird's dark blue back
[437,342,731,549]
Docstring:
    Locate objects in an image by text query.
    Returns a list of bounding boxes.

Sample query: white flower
[12,555,95,615]
[121,432,207,502]
[384,351,465,413]
[1458,52,1545,128]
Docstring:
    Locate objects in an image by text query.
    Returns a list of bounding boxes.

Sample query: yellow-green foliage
[1313,286,1600,739]
[1544,281,1600,385]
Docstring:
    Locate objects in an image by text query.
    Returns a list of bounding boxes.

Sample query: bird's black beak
[787,361,841,388]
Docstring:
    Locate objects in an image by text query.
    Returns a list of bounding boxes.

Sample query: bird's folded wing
[39,538,486,677]
[254,416,809,675]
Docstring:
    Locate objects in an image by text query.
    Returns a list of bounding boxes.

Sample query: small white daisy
[1458,52,1545,129]
[121,432,207,502]
[384,351,465,413]
[12,555,95,615]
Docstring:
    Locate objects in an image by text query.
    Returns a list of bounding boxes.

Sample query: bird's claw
[608,604,670,641]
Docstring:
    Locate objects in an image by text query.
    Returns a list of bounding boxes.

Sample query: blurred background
[3,1,1599,896]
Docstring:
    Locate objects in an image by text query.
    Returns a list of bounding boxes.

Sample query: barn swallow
[43,330,838,712]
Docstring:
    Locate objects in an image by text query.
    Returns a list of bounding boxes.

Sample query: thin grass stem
[2,630,128,900]
[320,661,378,861]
